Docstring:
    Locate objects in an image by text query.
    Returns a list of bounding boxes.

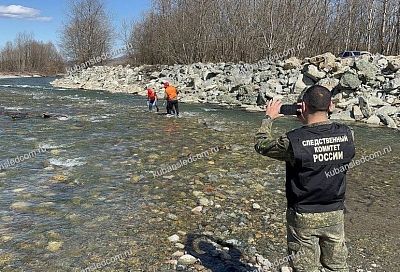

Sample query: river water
[0,78,399,272]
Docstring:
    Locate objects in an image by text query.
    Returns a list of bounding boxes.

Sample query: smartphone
[280,104,300,116]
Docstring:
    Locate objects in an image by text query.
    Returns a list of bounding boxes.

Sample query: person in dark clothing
[254,85,355,272]
[163,82,179,116]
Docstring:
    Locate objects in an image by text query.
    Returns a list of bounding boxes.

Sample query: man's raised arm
[254,100,293,162]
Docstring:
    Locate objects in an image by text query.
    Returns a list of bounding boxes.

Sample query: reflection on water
[0,77,399,271]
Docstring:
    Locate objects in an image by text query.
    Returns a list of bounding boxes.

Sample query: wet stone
[168,234,180,243]
[10,201,32,211]
[177,254,198,265]
[191,206,203,214]
[46,241,63,252]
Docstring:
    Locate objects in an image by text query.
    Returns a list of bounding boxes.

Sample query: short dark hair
[302,85,332,113]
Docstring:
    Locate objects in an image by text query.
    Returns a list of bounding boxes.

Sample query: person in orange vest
[163,82,179,116]
[146,87,159,112]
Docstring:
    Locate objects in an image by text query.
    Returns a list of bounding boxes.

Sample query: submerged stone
[46,241,63,252]
[10,201,32,211]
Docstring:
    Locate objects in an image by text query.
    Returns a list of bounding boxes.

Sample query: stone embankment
[51,53,400,128]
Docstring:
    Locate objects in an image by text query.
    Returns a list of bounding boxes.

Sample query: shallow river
[0,78,399,272]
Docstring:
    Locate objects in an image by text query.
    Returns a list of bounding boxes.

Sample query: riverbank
[51,52,400,129]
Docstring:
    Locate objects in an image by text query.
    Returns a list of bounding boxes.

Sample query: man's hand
[296,102,306,123]
[265,99,284,120]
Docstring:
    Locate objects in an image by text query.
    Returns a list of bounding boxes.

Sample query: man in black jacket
[254,85,355,272]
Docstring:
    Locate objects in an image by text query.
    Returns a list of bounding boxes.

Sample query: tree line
[2,0,400,74]
[0,0,112,75]
[0,33,64,74]
[125,0,400,64]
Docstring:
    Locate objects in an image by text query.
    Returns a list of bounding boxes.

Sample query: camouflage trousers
[286,209,348,272]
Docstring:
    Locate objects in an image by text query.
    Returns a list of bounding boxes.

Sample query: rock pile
[51,52,400,128]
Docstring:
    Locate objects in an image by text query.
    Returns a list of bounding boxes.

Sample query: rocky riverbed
[52,53,400,129]
[1,77,399,272]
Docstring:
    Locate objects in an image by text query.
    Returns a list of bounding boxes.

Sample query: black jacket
[285,122,355,213]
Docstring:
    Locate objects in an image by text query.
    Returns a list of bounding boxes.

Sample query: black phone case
[280,105,298,115]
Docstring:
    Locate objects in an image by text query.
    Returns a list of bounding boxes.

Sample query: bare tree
[379,0,389,54]
[60,0,114,64]
[395,0,400,53]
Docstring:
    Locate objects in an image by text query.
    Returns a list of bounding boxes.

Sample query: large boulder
[377,113,397,128]
[330,110,354,121]
[283,57,302,70]
[317,77,339,91]
[149,71,160,79]
[358,96,373,118]
[256,91,267,106]
[126,74,137,84]
[340,58,355,69]
[258,71,273,82]
[203,69,222,80]
[288,75,298,85]
[293,74,314,93]
[266,78,283,92]
[336,98,359,109]
[332,63,351,78]
[235,85,256,104]
[303,64,326,81]
[218,94,237,104]
[383,77,400,90]
[260,84,284,100]
[188,75,203,89]
[387,56,400,72]
[376,105,398,116]
[354,58,378,81]
[309,52,337,71]
[352,105,364,120]
[203,82,218,91]
[231,75,252,86]
[339,72,362,90]
[366,115,381,125]
[376,56,389,69]
[368,96,386,107]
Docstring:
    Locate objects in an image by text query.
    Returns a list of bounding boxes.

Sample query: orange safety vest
[165,86,178,101]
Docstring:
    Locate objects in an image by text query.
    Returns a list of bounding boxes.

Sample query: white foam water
[39,143,70,150]
[4,106,26,111]
[48,157,86,167]
[181,111,199,117]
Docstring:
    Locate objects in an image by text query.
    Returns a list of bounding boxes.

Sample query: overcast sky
[0,0,151,48]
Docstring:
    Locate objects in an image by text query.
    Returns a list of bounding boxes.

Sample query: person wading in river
[163,82,179,116]
[146,87,159,112]
[254,85,355,272]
